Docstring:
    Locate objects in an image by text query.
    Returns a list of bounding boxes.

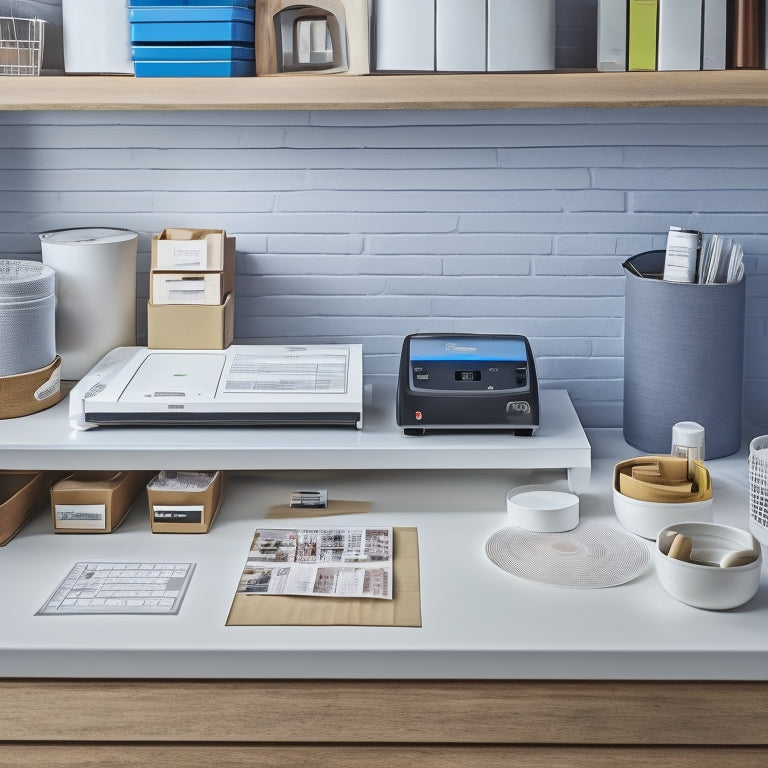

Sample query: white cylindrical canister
[39,228,138,380]
[0,259,56,377]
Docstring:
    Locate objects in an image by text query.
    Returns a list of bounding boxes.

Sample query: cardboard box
[151,270,232,306]
[0,471,58,546]
[151,229,234,272]
[51,470,153,533]
[147,292,234,349]
[147,470,225,534]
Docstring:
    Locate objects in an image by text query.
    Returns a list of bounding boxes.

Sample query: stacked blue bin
[130,0,255,76]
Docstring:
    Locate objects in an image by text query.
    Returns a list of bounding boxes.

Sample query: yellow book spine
[628,0,659,70]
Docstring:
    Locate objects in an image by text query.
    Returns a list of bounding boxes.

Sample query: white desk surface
[0,429,765,681]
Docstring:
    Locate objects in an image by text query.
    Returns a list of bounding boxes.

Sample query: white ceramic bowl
[655,522,763,610]
[612,486,713,540]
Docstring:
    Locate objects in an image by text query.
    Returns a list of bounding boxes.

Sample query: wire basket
[748,434,768,546]
[0,16,45,76]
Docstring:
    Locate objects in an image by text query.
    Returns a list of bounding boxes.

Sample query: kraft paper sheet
[226,526,421,627]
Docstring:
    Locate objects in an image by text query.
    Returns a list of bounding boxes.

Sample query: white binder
[375,0,435,71]
[436,0,486,72]
[487,0,555,72]
[657,0,703,71]
[702,0,726,70]
[597,0,627,71]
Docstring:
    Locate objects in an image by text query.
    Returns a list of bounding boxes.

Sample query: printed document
[236,527,393,599]
[223,350,348,393]
[38,561,195,615]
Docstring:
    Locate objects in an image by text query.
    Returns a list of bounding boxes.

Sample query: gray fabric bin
[622,250,745,458]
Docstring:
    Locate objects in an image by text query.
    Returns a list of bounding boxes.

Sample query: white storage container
[62,0,133,74]
[39,228,138,380]
[487,0,555,71]
[436,0,486,72]
[375,0,435,71]
[0,259,56,377]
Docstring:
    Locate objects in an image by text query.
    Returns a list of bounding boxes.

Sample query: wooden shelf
[1,70,768,110]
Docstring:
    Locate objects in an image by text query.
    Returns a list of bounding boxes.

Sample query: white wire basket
[0,16,45,76]
[748,434,768,546]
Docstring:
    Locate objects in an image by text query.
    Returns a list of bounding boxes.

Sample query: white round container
[39,228,138,380]
[655,522,762,610]
[612,486,714,540]
[506,485,579,532]
[0,259,56,377]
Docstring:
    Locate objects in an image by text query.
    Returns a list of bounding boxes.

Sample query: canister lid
[0,259,55,301]
[39,227,137,245]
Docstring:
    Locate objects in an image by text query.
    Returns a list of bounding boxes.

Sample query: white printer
[69,344,363,430]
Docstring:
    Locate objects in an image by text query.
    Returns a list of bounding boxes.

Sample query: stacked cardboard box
[148,228,235,349]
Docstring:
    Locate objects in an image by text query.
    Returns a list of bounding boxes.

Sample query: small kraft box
[147,470,225,534]
[0,471,58,546]
[51,471,153,533]
[147,292,234,349]
[151,228,234,272]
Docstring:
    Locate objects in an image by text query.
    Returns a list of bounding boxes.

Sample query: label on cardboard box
[55,504,107,530]
[153,505,204,524]
[156,239,208,270]
[152,273,223,305]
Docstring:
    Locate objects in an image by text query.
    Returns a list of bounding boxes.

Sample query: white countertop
[0,428,766,680]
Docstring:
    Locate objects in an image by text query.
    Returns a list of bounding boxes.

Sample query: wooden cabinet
[1,679,767,767]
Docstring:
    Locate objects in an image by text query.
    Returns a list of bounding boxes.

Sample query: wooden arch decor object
[255,0,370,76]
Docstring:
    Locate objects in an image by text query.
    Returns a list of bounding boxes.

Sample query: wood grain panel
[1,745,768,768]
[1,71,768,111]
[1,680,766,745]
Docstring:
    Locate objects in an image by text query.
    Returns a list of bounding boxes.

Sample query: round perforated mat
[485,522,651,588]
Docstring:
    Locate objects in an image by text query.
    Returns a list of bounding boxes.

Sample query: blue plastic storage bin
[129,6,255,43]
[133,59,255,76]
[130,0,253,6]
[129,6,254,21]
[132,44,254,61]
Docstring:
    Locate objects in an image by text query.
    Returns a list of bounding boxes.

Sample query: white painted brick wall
[2,107,767,430]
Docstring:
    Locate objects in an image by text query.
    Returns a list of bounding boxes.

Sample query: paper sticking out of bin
[147,470,225,534]
[622,250,746,459]
[129,1,255,76]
